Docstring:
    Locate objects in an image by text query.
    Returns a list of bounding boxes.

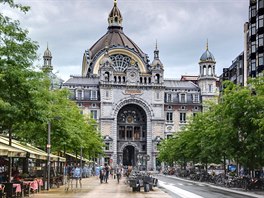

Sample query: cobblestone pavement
[33,176,171,198]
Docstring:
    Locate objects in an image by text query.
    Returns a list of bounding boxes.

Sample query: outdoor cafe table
[23,180,39,195]
[13,183,22,196]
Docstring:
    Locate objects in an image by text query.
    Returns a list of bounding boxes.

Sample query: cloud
[3,0,249,81]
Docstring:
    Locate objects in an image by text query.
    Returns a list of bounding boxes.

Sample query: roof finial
[114,0,117,6]
[47,42,49,50]
[154,40,159,59]
[206,39,208,50]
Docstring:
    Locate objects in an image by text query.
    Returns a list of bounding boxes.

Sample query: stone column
[113,118,117,167]
[147,119,152,170]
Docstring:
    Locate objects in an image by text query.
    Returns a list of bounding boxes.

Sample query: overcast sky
[2,0,249,81]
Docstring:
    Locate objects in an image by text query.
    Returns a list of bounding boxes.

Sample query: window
[127,126,133,139]
[142,130,146,138]
[252,59,256,70]
[166,93,172,102]
[203,66,206,75]
[259,34,264,47]
[250,5,256,18]
[105,143,110,151]
[208,84,213,93]
[180,94,186,103]
[193,94,199,103]
[259,53,264,66]
[110,54,131,72]
[91,90,97,100]
[166,112,173,122]
[156,92,160,100]
[91,110,97,119]
[106,90,109,98]
[119,126,125,139]
[155,74,160,83]
[77,90,82,100]
[180,113,186,123]
[134,127,140,140]
[259,15,264,28]
[208,66,212,75]
[251,41,256,53]
[259,0,264,9]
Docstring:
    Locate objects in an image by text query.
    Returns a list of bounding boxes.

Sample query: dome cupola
[44,46,52,58]
[200,41,215,62]
[42,44,53,72]
[108,0,123,28]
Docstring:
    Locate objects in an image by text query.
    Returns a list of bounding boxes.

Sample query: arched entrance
[123,145,135,166]
[117,104,147,166]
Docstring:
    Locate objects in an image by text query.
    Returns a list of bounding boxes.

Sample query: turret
[42,44,53,72]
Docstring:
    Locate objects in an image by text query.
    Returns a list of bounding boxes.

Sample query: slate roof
[64,77,99,86]
[164,79,199,89]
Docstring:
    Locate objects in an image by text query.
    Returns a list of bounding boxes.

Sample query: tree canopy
[0,0,104,159]
[158,75,264,172]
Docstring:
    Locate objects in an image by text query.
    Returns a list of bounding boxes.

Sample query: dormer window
[193,94,199,103]
[180,93,186,103]
[76,90,83,100]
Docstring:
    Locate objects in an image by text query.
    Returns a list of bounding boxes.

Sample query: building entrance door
[123,145,135,166]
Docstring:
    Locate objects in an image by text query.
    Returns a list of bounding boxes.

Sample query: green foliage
[0,0,104,159]
[158,76,264,171]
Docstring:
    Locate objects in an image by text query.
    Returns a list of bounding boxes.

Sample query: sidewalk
[33,176,172,198]
[164,175,264,198]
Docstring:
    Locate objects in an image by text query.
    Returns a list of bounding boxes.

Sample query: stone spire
[154,40,159,59]
[108,0,123,28]
[151,40,163,67]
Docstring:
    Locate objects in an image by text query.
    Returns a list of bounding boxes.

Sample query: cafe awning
[50,154,66,162]
[65,152,89,163]
[0,143,27,158]
[0,136,66,162]
[0,136,47,160]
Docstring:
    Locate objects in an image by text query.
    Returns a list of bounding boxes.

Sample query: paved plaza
[33,176,171,198]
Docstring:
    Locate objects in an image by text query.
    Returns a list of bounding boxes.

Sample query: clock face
[129,72,137,82]
[127,116,133,123]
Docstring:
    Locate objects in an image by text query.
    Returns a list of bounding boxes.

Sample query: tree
[0,0,104,174]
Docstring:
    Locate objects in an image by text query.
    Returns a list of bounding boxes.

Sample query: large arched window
[110,54,131,72]
[117,104,147,141]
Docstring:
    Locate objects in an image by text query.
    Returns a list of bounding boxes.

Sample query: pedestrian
[99,165,104,184]
[95,165,100,179]
[104,163,110,183]
[73,164,82,189]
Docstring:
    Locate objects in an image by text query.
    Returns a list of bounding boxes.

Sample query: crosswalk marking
[159,181,204,198]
